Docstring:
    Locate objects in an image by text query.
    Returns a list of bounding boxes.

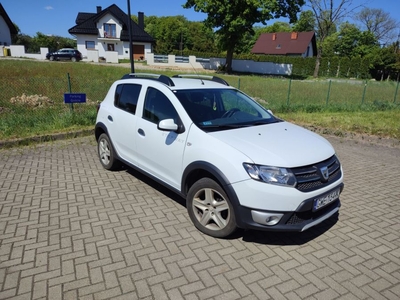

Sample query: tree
[335,22,378,58]
[140,15,217,54]
[369,44,400,80]
[183,0,305,73]
[292,10,316,32]
[182,22,217,53]
[12,32,75,53]
[354,8,400,45]
[308,0,362,77]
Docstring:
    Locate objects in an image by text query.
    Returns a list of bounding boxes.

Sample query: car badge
[320,166,329,181]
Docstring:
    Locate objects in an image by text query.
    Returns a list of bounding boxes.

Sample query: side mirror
[158,119,179,132]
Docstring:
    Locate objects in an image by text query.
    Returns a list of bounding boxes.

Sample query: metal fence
[1,73,399,140]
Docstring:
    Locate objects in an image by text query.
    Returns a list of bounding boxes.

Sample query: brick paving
[0,135,399,300]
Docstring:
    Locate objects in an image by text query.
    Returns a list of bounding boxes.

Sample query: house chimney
[272,33,277,41]
[96,6,102,13]
[291,32,298,40]
[138,12,144,29]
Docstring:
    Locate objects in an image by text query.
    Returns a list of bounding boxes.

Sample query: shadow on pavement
[240,213,339,245]
[123,163,339,245]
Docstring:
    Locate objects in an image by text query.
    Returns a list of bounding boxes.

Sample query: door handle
[138,128,145,136]
[107,115,113,122]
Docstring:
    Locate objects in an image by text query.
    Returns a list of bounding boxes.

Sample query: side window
[114,84,141,114]
[143,87,178,124]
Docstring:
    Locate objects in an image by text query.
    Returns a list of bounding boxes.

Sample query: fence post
[394,78,399,103]
[286,79,292,106]
[67,73,73,112]
[361,80,367,105]
[326,80,332,106]
[238,78,240,90]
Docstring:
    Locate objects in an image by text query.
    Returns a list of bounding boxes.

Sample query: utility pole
[127,0,134,73]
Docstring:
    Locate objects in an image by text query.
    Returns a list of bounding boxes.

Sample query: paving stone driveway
[1,135,399,300]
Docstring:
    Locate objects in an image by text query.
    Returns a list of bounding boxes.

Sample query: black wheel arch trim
[95,123,122,162]
[95,122,109,140]
[181,161,246,228]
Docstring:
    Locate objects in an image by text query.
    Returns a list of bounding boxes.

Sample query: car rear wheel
[71,57,77,62]
[98,133,120,170]
[187,178,237,238]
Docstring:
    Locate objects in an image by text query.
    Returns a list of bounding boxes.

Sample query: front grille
[292,155,341,192]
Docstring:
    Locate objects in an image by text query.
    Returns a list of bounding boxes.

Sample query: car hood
[209,122,335,167]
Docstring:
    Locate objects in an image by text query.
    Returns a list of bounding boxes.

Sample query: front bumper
[234,183,344,232]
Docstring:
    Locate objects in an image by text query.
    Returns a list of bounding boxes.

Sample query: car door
[135,86,189,190]
[107,83,142,165]
[58,49,67,60]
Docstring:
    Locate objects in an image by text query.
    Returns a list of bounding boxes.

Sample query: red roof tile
[251,31,316,56]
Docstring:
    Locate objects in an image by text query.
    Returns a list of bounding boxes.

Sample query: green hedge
[166,50,372,79]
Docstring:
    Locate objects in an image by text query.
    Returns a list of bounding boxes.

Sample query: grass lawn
[1,58,399,142]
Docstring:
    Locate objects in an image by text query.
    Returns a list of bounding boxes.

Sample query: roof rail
[172,74,229,86]
[121,73,175,86]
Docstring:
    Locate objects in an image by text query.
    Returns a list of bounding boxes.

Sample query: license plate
[313,188,340,211]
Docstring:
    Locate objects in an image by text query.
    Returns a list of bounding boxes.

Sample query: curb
[0,129,94,149]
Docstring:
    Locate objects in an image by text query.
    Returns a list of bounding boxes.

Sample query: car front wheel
[98,133,120,170]
[49,56,54,61]
[187,178,237,238]
[71,57,77,62]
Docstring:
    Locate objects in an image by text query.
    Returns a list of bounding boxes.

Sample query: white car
[95,73,344,238]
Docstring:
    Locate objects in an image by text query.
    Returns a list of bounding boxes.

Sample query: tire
[187,178,237,238]
[71,57,77,62]
[49,56,54,61]
[97,133,120,170]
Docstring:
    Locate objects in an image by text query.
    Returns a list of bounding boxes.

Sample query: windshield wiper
[198,124,247,130]
[252,119,282,126]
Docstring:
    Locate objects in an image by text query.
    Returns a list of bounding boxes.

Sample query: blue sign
[64,93,86,104]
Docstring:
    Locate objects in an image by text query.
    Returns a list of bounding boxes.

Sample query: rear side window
[114,84,142,114]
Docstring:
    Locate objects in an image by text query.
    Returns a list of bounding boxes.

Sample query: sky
[1,0,400,38]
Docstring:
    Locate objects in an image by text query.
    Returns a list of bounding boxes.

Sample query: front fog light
[252,211,284,226]
[265,216,280,225]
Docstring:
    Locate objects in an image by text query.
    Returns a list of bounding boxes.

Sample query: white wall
[86,50,99,62]
[146,54,293,76]
[9,45,48,59]
[105,51,119,63]
[232,59,292,75]
[0,16,12,46]
[3,46,293,75]
[76,36,151,61]
[76,34,97,58]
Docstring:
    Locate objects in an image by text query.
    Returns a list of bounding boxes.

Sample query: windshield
[174,88,280,131]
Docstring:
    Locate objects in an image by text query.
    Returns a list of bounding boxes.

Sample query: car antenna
[189,60,205,85]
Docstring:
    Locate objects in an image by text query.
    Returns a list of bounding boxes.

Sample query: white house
[0,3,17,47]
[68,4,154,61]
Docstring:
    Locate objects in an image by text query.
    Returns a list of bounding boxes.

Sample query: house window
[107,44,115,51]
[276,44,281,49]
[104,23,116,38]
[85,41,95,49]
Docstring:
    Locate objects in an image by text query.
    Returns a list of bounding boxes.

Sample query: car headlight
[243,163,297,187]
